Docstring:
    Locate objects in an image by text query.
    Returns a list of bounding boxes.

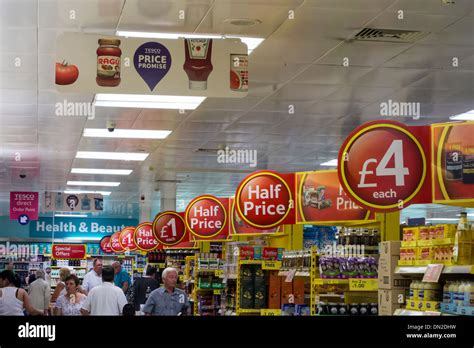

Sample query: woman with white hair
[28,269,51,315]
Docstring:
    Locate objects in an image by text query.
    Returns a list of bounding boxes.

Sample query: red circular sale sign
[338,121,427,212]
[153,212,186,246]
[119,227,137,251]
[235,171,293,228]
[99,236,113,254]
[134,222,159,252]
[185,196,227,238]
[110,231,124,253]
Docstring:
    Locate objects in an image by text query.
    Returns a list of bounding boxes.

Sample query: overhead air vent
[353,28,429,43]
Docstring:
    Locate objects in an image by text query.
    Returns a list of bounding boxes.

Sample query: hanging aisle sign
[10,192,39,221]
[99,236,113,254]
[432,122,474,207]
[235,171,295,229]
[338,121,431,212]
[52,244,86,259]
[56,33,248,98]
[296,171,375,224]
[185,196,230,241]
[230,197,283,235]
[153,211,187,246]
[119,226,137,251]
[110,231,124,253]
[134,222,159,252]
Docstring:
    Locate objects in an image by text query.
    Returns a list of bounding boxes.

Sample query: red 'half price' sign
[235,171,295,229]
[185,195,228,239]
[338,121,428,212]
[134,222,159,252]
[153,211,186,246]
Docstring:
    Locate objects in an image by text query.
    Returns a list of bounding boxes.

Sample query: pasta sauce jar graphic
[183,39,213,90]
[96,39,122,87]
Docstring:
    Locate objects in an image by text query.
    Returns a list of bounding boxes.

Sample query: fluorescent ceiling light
[449,109,474,121]
[94,94,206,110]
[320,159,338,166]
[76,151,149,161]
[71,168,133,175]
[64,190,111,196]
[425,218,459,221]
[67,181,120,187]
[83,128,171,139]
[116,31,264,54]
[54,213,88,218]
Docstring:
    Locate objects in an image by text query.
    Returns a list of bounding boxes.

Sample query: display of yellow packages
[418,227,430,241]
[415,246,433,265]
[403,227,419,242]
[400,248,416,261]
[432,245,454,264]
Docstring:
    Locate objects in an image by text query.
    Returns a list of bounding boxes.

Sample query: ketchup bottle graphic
[183,39,213,90]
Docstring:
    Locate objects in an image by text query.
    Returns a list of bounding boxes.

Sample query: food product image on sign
[433,123,474,202]
[183,39,213,90]
[339,122,427,212]
[96,38,121,87]
[134,41,171,91]
[230,54,248,91]
[152,212,186,246]
[56,61,79,85]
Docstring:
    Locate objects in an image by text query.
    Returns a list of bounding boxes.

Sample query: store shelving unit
[395,265,474,275]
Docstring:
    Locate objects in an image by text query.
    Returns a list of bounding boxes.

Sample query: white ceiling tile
[293,65,372,85]
[354,67,431,87]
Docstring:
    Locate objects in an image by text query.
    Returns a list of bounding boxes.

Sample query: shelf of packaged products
[393,308,442,316]
[395,265,474,275]
[313,278,349,285]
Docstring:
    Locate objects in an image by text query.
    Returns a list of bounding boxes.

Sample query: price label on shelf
[158,263,166,269]
[348,278,378,291]
[262,261,282,270]
[179,275,184,281]
[213,289,222,295]
[261,309,281,316]
[422,264,444,283]
[214,270,224,277]
[338,121,428,212]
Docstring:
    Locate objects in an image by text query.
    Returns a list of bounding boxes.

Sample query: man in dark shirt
[131,266,160,311]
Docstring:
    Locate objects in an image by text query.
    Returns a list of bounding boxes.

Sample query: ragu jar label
[153,212,186,246]
[110,231,124,252]
[445,142,463,180]
[235,171,293,229]
[230,54,248,92]
[96,38,121,87]
[185,196,226,238]
[134,223,158,252]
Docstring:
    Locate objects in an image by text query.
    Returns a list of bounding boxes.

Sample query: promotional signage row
[42,192,104,213]
[56,33,248,98]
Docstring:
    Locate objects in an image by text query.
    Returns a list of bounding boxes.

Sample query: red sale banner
[153,211,187,246]
[163,226,198,249]
[119,226,137,251]
[10,192,39,220]
[110,231,124,253]
[230,197,283,235]
[432,122,474,206]
[99,236,113,254]
[296,170,375,224]
[52,244,86,259]
[185,196,230,241]
[338,121,431,212]
[235,170,295,229]
[134,222,160,252]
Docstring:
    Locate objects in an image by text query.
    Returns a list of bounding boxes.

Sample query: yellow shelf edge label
[261,309,281,316]
[262,261,282,270]
[348,278,378,291]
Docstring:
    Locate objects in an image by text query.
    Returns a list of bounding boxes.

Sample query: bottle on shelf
[453,212,472,265]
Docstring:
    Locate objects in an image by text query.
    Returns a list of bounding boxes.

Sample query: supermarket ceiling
[0,0,473,216]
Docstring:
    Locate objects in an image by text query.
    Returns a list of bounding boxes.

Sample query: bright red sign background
[185,196,230,240]
[153,212,186,246]
[52,244,86,259]
[296,171,375,223]
[110,231,124,252]
[134,222,159,252]
[119,227,137,251]
[99,236,113,254]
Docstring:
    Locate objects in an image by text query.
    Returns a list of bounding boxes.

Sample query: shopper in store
[143,267,190,316]
[28,270,50,315]
[112,261,131,294]
[79,258,103,295]
[129,266,159,311]
[5,262,21,288]
[50,267,70,302]
[80,265,127,315]
[25,270,36,286]
[45,267,52,285]
[53,274,86,316]
[0,270,43,316]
